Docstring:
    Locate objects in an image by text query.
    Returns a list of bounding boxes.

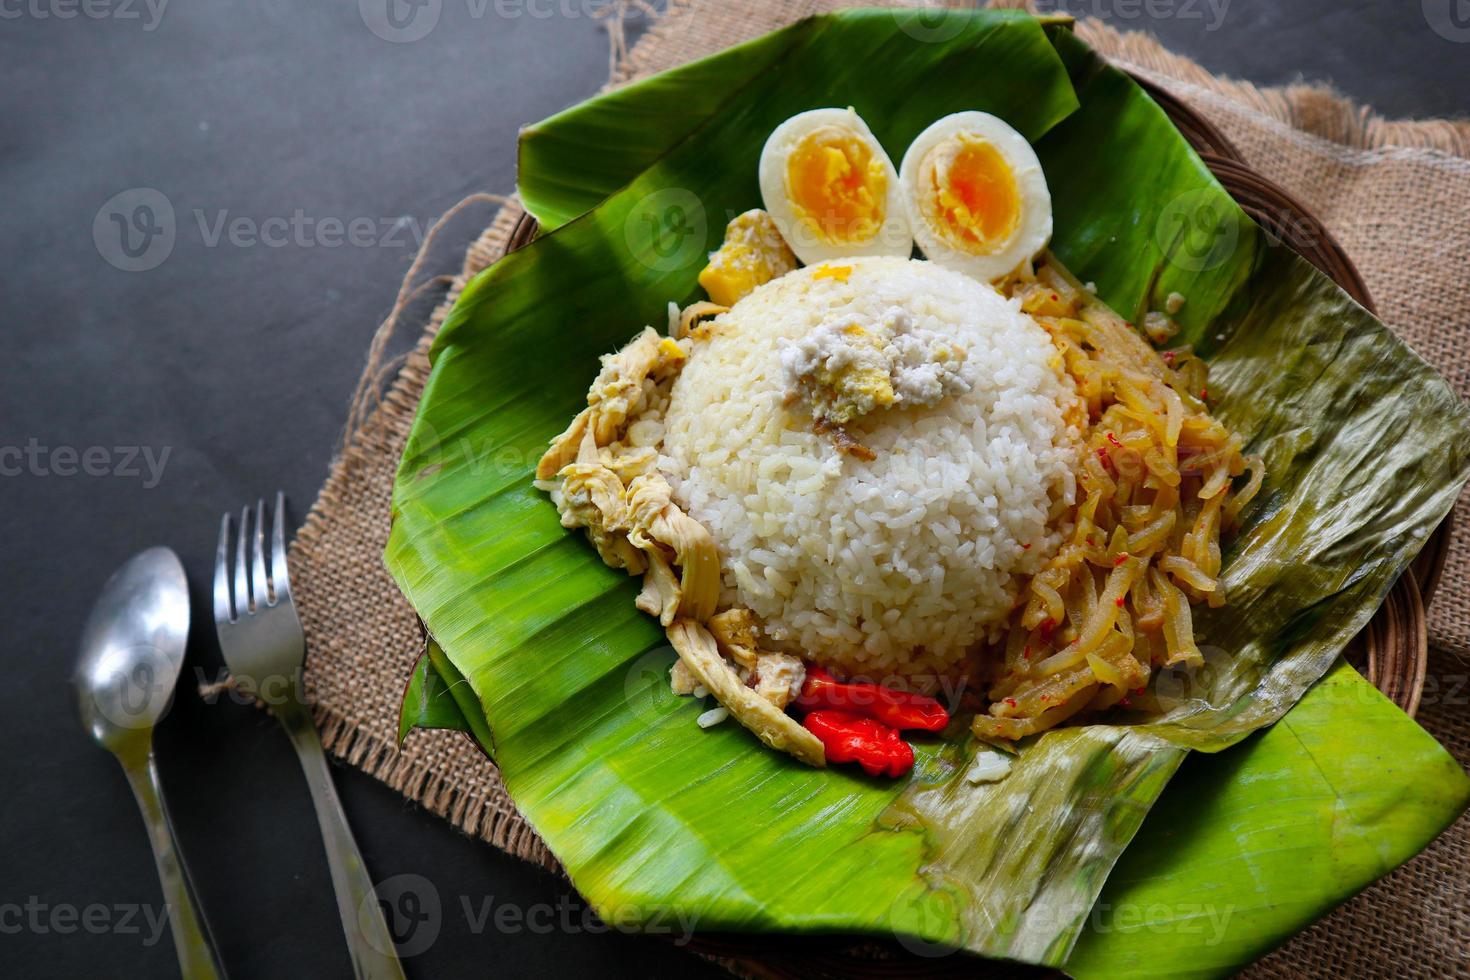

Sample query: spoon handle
[120,749,228,980]
[278,703,407,980]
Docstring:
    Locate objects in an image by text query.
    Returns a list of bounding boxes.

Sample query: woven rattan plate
[495,72,1446,977]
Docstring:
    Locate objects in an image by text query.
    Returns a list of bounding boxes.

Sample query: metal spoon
[73,546,227,980]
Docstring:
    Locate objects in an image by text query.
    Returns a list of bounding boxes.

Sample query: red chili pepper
[1106,432,1124,450]
[795,668,949,732]
[1114,596,1125,608]
[1039,618,1057,642]
[802,710,913,778]
[1114,552,1130,566]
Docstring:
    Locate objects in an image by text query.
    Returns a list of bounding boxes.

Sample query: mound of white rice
[658,257,1080,683]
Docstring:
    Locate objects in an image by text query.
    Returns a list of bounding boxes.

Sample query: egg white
[758,108,912,266]
[899,111,1052,282]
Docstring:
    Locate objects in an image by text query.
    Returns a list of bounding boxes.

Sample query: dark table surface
[4,2,1466,977]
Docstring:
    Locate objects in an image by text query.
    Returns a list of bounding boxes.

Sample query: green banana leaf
[397,640,498,753]
[399,650,1469,975]
[1069,660,1470,978]
[386,8,1470,970]
[397,649,469,742]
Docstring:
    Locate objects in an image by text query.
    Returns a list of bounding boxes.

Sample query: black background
[3,2,1467,977]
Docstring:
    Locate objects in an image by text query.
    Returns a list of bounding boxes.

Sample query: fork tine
[235,505,251,615]
[214,512,234,624]
[251,498,269,608]
[271,490,290,605]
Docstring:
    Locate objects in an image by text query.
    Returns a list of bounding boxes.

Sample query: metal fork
[213,493,406,980]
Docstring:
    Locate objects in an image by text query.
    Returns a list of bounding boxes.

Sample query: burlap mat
[290,2,1470,974]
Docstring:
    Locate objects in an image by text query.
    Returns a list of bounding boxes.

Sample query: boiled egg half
[758,108,912,266]
[899,111,1052,282]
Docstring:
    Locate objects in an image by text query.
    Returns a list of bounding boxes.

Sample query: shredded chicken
[537,327,694,599]
[708,608,805,709]
[635,550,681,624]
[546,425,645,572]
[669,659,699,696]
[666,620,825,768]
[537,322,816,759]
[587,328,683,444]
[536,407,591,481]
[598,445,659,483]
[708,608,762,670]
[752,652,806,710]
[537,328,687,483]
[556,461,646,573]
[677,301,728,340]
[625,474,719,623]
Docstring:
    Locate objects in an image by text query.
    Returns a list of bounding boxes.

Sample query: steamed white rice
[657,257,1081,683]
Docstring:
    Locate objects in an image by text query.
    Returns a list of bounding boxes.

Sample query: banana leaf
[397,640,496,752]
[398,649,469,741]
[386,8,1470,970]
[399,649,1470,975]
[1068,660,1470,978]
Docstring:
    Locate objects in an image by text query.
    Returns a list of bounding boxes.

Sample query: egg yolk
[785,126,887,245]
[924,135,1020,254]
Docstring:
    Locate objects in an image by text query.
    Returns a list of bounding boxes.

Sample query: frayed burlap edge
[1070,16,1470,157]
